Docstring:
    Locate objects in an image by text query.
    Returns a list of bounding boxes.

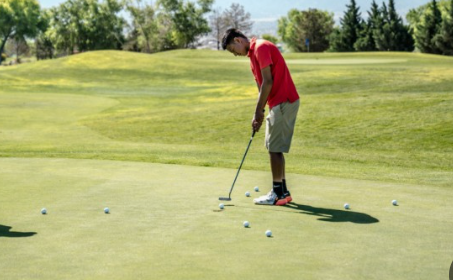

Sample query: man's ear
[233,37,241,44]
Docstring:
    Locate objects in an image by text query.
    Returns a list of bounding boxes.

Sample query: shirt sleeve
[255,43,273,70]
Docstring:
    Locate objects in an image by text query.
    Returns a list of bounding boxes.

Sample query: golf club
[219,130,256,201]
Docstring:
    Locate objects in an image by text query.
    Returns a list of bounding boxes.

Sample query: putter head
[219,197,232,201]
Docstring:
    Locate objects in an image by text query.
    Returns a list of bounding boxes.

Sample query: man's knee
[269,152,283,159]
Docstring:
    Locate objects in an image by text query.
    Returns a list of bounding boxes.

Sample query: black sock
[282,179,288,194]
[273,182,284,198]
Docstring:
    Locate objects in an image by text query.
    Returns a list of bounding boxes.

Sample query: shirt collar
[247,37,257,58]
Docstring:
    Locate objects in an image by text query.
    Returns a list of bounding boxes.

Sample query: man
[222,28,300,206]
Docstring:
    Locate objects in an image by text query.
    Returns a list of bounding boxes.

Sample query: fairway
[0,50,452,279]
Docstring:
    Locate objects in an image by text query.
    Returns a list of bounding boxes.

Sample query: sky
[39,0,431,22]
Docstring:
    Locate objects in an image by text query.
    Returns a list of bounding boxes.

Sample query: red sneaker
[284,191,292,203]
[275,197,288,206]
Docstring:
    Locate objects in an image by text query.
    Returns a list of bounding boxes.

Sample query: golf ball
[41,208,47,215]
[392,200,398,206]
[104,207,110,214]
[219,203,224,210]
[344,203,350,210]
[265,230,272,237]
[245,191,251,197]
[243,221,250,228]
[254,186,259,192]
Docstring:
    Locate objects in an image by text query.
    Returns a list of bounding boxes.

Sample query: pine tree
[330,0,363,51]
[387,0,414,51]
[415,0,443,54]
[374,2,390,50]
[373,0,414,51]
[434,0,453,55]
[355,0,379,51]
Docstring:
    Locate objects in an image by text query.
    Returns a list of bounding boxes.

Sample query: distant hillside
[252,20,278,36]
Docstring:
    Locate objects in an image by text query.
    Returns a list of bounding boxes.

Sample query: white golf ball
[265,230,272,237]
[245,191,251,197]
[41,208,47,215]
[104,207,110,214]
[254,186,259,192]
[344,203,350,210]
[392,200,398,206]
[243,221,250,228]
[219,203,224,210]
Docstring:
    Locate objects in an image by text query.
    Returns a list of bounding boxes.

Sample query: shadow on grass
[0,224,37,238]
[284,202,379,224]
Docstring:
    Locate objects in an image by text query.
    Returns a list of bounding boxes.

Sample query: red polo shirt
[247,38,299,109]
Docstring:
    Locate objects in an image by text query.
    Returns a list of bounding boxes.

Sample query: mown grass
[0,50,452,187]
[1,50,453,280]
[1,157,452,280]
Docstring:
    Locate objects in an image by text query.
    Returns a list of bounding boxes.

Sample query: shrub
[262,34,279,44]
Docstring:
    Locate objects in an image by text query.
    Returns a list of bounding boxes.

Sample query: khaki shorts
[265,99,300,153]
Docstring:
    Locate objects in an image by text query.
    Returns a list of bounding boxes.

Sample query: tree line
[279,0,453,55]
[0,0,253,64]
[1,0,453,65]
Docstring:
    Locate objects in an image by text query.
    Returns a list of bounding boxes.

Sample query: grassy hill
[0,50,452,187]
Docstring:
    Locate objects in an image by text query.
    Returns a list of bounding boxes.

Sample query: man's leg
[270,152,284,182]
[282,154,285,180]
[281,154,292,202]
[269,152,287,205]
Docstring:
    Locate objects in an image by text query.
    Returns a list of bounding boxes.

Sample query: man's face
[226,37,248,57]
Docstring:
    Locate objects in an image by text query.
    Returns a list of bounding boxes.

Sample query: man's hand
[252,110,265,132]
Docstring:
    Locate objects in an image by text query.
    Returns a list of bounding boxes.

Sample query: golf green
[0,158,451,279]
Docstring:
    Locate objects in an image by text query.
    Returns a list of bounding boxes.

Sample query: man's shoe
[285,191,292,203]
[254,190,287,206]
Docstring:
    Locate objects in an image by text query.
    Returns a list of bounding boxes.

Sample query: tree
[278,8,334,52]
[160,0,214,48]
[46,0,125,55]
[262,34,278,44]
[373,0,414,51]
[209,8,227,50]
[0,0,41,64]
[87,0,126,50]
[45,5,76,54]
[35,9,54,60]
[330,0,363,52]
[126,0,158,53]
[407,0,449,32]
[433,0,453,55]
[125,1,175,52]
[354,0,379,51]
[387,0,414,51]
[6,35,29,62]
[373,2,390,50]
[36,34,54,60]
[415,0,443,54]
[222,3,253,34]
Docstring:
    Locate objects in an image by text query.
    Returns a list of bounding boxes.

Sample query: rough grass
[0,50,452,187]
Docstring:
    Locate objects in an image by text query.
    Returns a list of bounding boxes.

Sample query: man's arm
[252,66,273,132]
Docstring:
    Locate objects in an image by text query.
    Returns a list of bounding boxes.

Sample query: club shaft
[227,131,255,198]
